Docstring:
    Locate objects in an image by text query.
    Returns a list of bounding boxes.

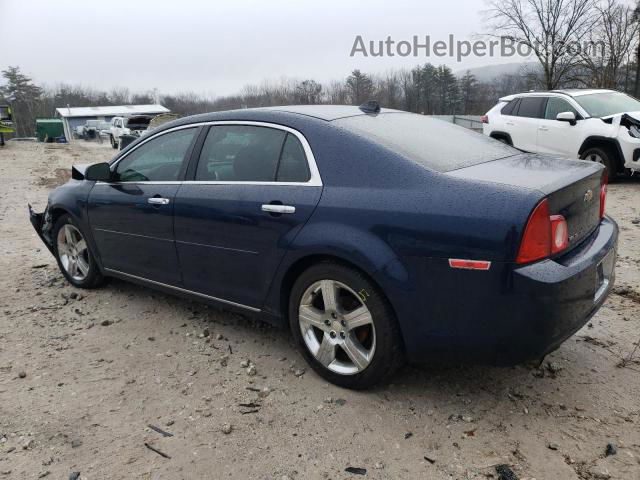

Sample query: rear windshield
[334,113,518,173]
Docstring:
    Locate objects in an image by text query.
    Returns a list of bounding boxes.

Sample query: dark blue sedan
[29,104,617,389]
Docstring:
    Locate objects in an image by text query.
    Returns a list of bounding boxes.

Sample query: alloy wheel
[298,279,376,375]
[56,224,90,282]
[586,152,604,164]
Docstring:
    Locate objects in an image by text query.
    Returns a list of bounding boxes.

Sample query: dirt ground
[0,140,639,480]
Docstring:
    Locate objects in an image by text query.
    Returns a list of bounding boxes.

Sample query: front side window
[195,125,310,182]
[114,128,196,182]
[544,97,579,120]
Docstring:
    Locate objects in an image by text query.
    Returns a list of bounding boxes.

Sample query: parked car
[29,104,617,389]
[483,89,640,179]
[109,115,154,149]
[97,121,111,139]
[81,120,103,140]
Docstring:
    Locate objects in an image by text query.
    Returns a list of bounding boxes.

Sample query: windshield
[334,113,518,173]
[574,92,640,117]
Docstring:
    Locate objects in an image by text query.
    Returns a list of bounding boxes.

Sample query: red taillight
[516,199,552,264]
[550,215,569,254]
[481,115,489,124]
[600,172,608,219]
[516,199,570,264]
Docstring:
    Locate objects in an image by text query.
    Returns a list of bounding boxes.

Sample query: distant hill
[456,62,540,82]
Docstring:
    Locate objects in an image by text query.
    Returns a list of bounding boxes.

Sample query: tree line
[2,0,639,137]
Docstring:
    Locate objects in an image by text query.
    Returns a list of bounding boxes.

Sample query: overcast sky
[1,0,519,97]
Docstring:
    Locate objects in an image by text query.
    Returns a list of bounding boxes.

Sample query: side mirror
[85,162,112,182]
[556,111,577,126]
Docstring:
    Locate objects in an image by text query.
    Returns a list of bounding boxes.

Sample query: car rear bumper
[401,217,618,365]
[502,217,617,361]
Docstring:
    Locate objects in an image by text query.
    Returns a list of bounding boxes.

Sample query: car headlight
[628,125,640,139]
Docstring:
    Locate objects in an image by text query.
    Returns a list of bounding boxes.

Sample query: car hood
[601,111,640,122]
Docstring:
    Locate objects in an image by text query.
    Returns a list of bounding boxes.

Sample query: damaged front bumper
[28,204,54,254]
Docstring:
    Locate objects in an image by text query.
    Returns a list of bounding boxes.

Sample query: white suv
[483,89,640,179]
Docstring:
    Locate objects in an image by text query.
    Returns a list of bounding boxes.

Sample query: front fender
[38,180,104,271]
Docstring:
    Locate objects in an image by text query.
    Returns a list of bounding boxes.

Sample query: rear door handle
[148,197,170,205]
[539,126,549,131]
[261,204,296,214]
[506,121,515,126]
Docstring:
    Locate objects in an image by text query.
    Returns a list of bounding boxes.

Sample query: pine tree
[345,70,374,105]
[0,66,43,137]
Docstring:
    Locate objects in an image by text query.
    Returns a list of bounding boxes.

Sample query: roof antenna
[359,100,381,114]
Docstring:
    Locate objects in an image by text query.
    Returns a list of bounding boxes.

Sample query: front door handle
[148,197,170,205]
[539,126,549,131]
[261,204,296,214]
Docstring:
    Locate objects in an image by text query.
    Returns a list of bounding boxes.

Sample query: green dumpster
[36,118,64,142]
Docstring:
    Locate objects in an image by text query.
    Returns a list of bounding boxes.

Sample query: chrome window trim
[100,121,323,187]
[104,268,261,313]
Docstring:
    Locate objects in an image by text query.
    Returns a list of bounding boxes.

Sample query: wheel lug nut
[340,320,346,327]
[340,332,346,339]
[330,331,337,339]
[331,312,337,319]
[324,319,331,326]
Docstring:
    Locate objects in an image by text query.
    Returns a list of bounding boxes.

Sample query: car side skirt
[104,268,261,313]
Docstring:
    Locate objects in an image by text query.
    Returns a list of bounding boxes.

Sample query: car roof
[252,105,402,121]
[500,89,617,102]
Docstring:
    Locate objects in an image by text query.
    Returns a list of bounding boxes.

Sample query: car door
[506,97,545,152]
[88,126,199,285]
[174,123,322,310]
[536,96,583,158]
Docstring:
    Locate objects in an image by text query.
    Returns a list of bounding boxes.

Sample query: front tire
[581,146,617,181]
[289,262,404,389]
[52,214,105,289]
[110,135,118,149]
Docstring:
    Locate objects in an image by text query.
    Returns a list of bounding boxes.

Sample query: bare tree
[294,80,323,104]
[579,0,638,88]
[633,1,640,95]
[486,0,598,89]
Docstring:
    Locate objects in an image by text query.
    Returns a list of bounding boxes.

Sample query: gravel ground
[1,140,639,480]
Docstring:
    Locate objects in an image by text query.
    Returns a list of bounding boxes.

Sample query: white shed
[55,104,170,142]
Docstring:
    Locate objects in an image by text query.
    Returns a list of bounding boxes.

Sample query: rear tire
[52,214,105,289]
[288,262,404,390]
[580,146,617,181]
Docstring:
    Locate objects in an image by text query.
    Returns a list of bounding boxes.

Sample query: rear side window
[544,97,579,120]
[516,97,545,118]
[277,134,310,182]
[334,113,518,173]
[196,125,285,181]
[195,127,311,183]
[501,99,519,116]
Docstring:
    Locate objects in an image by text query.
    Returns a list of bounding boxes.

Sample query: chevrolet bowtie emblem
[584,189,594,203]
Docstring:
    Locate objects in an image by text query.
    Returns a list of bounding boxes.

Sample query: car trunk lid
[447,153,605,250]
